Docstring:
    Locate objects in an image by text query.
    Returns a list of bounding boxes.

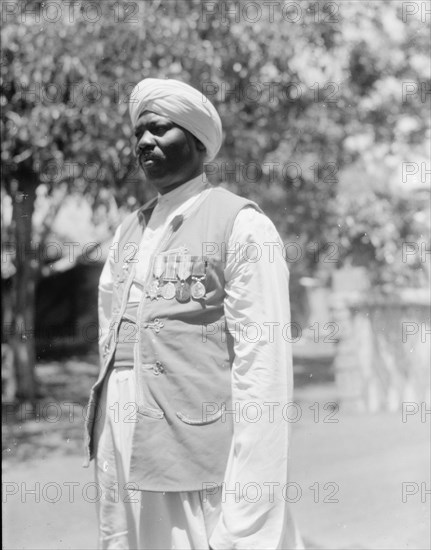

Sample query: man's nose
[136,130,155,151]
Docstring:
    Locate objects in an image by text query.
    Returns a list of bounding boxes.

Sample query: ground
[2,356,430,549]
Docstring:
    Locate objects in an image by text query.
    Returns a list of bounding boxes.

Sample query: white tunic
[96,175,303,549]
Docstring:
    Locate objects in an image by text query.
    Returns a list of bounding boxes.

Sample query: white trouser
[94,367,304,550]
[93,366,221,550]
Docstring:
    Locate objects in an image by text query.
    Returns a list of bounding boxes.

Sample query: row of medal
[145,254,207,303]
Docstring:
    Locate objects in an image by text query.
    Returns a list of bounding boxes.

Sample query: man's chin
[141,170,171,190]
[139,161,166,179]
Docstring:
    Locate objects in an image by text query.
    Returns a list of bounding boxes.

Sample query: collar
[156,174,206,207]
[138,174,206,225]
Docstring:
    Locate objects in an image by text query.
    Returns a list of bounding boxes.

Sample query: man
[85,78,303,549]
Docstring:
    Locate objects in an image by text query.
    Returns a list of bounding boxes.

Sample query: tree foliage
[1,0,429,398]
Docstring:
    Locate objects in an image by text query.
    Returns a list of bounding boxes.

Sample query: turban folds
[129,78,222,161]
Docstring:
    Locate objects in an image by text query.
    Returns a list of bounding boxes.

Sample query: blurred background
[1,1,430,549]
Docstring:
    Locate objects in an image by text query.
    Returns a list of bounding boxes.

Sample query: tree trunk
[10,168,38,403]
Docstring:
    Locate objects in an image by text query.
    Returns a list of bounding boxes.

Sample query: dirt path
[3,410,429,549]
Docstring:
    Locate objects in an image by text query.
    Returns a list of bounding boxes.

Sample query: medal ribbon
[153,255,165,279]
[191,258,206,278]
[177,254,192,281]
[164,254,178,281]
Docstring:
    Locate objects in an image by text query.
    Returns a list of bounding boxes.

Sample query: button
[144,319,165,333]
[153,318,164,333]
[114,276,125,288]
[152,361,165,375]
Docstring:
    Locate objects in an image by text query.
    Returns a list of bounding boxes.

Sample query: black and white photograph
[1,1,430,549]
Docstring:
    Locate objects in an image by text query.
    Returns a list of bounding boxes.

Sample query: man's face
[134,111,205,195]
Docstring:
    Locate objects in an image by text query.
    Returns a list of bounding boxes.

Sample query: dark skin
[134,110,207,195]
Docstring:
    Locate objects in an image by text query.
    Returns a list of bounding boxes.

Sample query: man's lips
[139,153,162,165]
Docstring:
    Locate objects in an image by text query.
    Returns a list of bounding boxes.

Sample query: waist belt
[111,301,138,369]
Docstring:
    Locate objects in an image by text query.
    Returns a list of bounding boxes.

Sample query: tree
[1,1,142,401]
[1,0,429,401]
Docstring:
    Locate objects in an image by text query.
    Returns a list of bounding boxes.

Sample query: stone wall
[332,292,430,413]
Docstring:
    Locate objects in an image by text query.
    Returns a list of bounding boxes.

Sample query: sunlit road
[3,410,430,549]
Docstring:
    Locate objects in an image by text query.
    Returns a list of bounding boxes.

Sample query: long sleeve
[209,207,295,550]
[98,225,121,359]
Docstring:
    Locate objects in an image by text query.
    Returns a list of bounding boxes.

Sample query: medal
[190,280,206,299]
[146,255,165,300]
[161,281,176,300]
[175,281,190,302]
[175,254,192,303]
[147,280,159,300]
[190,259,207,300]
[161,253,178,300]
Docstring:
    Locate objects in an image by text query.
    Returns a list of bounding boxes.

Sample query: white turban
[129,78,222,161]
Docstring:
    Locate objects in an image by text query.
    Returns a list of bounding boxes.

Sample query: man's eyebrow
[135,118,172,130]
